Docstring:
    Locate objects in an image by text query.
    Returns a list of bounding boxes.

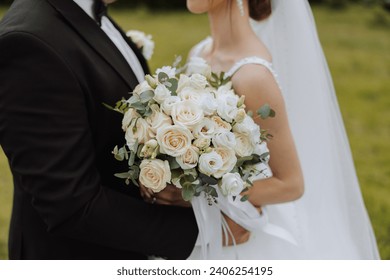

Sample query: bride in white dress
[185,0,380,259]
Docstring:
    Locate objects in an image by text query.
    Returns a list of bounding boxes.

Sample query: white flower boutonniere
[126,30,155,60]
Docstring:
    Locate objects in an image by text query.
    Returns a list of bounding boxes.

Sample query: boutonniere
[126,30,155,60]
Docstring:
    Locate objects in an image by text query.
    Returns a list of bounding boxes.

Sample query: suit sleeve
[0,32,198,259]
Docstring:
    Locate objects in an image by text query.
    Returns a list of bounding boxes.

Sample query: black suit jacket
[0,0,198,260]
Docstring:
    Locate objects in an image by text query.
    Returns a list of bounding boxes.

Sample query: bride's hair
[248,0,272,21]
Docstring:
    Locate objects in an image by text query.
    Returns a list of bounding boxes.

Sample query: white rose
[234,132,255,157]
[198,151,223,177]
[161,96,181,116]
[189,73,208,90]
[220,173,245,196]
[186,57,212,79]
[214,147,237,178]
[140,139,159,158]
[139,159,171,193]
[156,66,176,79]
[200,92,218,116]
[156,125,193,157]
[171,100,204,129]
[215,81,233,98]
[153,84,171,104]
[193,137,211,150]
[146,104,172,138]
[193,118,216,139]
[176,146,200,170]
[133,80,153,95]
[122,108,140,132]
[212,131,236,149]
[125,117,150,151]
[211,116,232,132]
[217,94,239,123]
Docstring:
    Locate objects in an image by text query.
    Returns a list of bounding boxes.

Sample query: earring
[236,0,244,16]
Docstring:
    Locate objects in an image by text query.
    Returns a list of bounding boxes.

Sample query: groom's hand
[139,182,191,208]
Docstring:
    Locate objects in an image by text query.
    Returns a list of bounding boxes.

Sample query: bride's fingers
[139,181,154,199]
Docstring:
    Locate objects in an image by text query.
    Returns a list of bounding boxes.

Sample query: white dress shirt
[73,0,145,83]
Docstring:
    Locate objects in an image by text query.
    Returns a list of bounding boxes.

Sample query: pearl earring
[236,0,244,16]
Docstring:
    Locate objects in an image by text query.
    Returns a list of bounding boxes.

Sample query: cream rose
[156,125,193,157]
[153,84,171,104]
[220,173,245,196]
[171,100,204,129]
[139,159,171,193]
[146,104,172,138]
[193,137,211,150]
[211,116,232,132]
[234,132,255,157]
[214,147,237,178]
[198,151,223,177]
[125,117,150,151]
[176,146,200,170]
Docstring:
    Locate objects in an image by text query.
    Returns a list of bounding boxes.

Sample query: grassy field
[0,4,389,259]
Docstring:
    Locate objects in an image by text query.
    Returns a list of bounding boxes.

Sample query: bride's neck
[207,3,254,55]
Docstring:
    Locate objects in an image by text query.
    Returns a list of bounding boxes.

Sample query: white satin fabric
[188,0,379,259]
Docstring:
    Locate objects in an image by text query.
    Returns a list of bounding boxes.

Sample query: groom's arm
[0,32,198,259]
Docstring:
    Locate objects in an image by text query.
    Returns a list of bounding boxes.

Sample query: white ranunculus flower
[125,117,150,151]
[193,118,216,139]
[122,108,140,132]
[234,132,255,157]
[146,104,172,138]
[214,147,237,178]
[198,151,223,177]
[171,100,204,129]
[133,80,153,95]
[212,131,237,149]
[189,73,208,90]
[161,96,181,116]
[233,115,261,146]
[156,125,193,157]
[139,159,171,193]
[211,116,232,132]
[186,57,212,79]
[176,146,200,170]
[217,94,239,123]
[178,87,204,106]
[156,66,176,79]
[193,137,211,150]
[200,92,218,116]
[153,84,171,104]
[220,173,245,197]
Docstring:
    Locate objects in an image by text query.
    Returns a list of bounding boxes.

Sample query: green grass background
[0,4,389,259]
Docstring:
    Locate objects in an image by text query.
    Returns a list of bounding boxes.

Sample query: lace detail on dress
[224,56,282,90]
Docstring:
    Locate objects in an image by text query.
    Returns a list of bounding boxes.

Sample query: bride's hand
[139,181,192,208]
[222,207,262,246]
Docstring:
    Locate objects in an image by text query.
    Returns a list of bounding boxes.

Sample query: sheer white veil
[251,0,379,258]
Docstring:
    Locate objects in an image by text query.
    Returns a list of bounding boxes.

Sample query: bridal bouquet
[108,58,274,204]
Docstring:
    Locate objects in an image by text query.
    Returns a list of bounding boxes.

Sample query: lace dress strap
[224,56,282,89]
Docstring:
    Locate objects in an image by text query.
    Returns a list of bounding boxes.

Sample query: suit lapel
[45,0,139,90]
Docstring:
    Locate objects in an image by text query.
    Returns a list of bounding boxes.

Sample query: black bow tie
[94,0,107,25]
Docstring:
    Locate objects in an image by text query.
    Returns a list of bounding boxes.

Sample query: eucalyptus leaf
[182,186,195,202]
[158,72,169,84]
[167,157,181,170]
[140,90,154,103]
[198,173,218,185]
[240,195,249,202]
[114,172,131,179]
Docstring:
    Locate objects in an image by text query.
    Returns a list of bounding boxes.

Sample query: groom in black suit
[0,0,198,259]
